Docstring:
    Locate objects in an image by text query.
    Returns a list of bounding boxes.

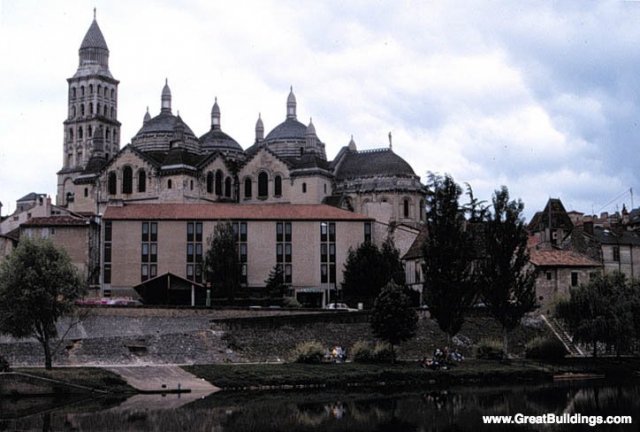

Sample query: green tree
[422,173,477,341]
[342,236,404,307]
[370,281,418,362]
[556,272,636,357]
[265,264,288,298]
[0,237,84,369]
[204,222,240,300]
[479,186,537,356]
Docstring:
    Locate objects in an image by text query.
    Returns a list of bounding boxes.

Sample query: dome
[199,129,244,154]
[131,111,200,154]
[264,118,308,142]
[335,148,416,180]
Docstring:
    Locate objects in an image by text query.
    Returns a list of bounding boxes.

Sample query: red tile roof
[103,203,373,221]
[21,216,90,227]
[529,248,601,268]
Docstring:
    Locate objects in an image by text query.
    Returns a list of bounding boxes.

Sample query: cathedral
[52,15,425,305]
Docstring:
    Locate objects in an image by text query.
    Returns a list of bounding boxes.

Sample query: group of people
[326,345,347,363]
[420,346,464,370]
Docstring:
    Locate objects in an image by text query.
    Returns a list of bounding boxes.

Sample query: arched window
[108,172,117,195]
[274,175,282,196]
[206,172,214,193]
[81,104,85,116]
[97,84,101,94]
[215,170,223,195]
[111,107,115,118]
[104,86,108,97]
[71,87,76,98]
[138,169,146,193]
[167,179,172,189]
[71,106,76,118]
[106,128,111,141]
[225,177,232,197]
[89,102,93,115]
[403,198,410,218]
[258,172,268,197]
[111,89,115,99]
[244,178,252,198]
[80,85,85,96]
[89,84,93,94]
[68,128,73,142]
[78,126,83,139]
[302,182,307,193]
[88,125,92,137]
[122,166,133,194]
[103,105,108,116]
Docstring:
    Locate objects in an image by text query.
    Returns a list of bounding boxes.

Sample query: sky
[1,0,639,220]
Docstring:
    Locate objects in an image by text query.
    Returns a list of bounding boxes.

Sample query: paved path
[107,365,219,393]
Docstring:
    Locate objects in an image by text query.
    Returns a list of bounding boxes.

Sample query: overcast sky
[1,0,639,219]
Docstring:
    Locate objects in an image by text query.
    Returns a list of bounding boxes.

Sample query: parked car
[324,302,357,311]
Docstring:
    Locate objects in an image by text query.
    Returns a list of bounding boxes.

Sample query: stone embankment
[0,307,550,367]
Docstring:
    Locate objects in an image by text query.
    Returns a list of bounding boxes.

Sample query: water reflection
[1,380,638,431]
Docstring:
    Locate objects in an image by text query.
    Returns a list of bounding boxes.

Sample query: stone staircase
[540,314,585,357]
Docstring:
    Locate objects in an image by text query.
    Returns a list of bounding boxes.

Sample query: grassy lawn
[15,367,134,393]
[184,359,554,390]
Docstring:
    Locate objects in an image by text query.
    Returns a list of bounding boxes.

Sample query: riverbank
[2,368,134,396]
[183,360,555,390]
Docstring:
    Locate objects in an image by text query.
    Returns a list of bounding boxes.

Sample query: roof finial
[388,131,393,149]
[93,7,96,20]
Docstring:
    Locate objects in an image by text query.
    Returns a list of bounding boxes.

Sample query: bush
[372,342,395,363]
[475,339,504,360]
[0,354,10,372]
[351,341,374,363]
[282,297,302,308]
[291,341,325,364]
[525,337,567,360]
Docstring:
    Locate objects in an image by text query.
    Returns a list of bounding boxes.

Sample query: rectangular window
[142,222,158,282]
[195,222,203,242]
[364,222,372,243]
[187,222,194,242]
[142,243,149,262]
[104,264,111,284]
[104,242,112,263]
[320,221,337,288]
[141,264,149,281]
[150,264,157,278]
[150,222,157,242]
[285,222,291,242]
[613,246,620,262]
[187,221,203,281]
[187,243,194,262]
[232,221,248,284]
[546,272,552,281]
[321,264,328,283]
[571,272,579,287]
[104,221,112,242]
[276,221,292,286]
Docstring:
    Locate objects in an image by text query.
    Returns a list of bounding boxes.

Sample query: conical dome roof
[80,19,109,51]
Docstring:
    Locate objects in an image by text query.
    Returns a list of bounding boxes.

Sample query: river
[1,379,638,431]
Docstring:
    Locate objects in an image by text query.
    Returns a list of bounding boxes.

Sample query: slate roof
[161,148,202,169]
[104,203,373,221]
[529,248,601,267]
[592,226,640,246]
[80,19,109,51]
[17,192,45,202]
[264,118,307,142]
[527,198,574,232]
[334,148,416,179]
[284,154,331,171]
[403,226,429,260]
[82,154,107,175]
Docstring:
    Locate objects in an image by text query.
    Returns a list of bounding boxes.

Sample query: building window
[364,222,372,243]
[274,175,282,197]
[320,221,336,285]
[420,199,425,221]
[141,222,158,282]
[78,126,83,139]
[404,199,410,218]
[613,246,620,262]
[81,85,85,96]
[225,177,231,197]
[244,178,252,198]
[571,272,579,287]
[81,104,85,117]
[84,187,88,198]
[546,272,552,281]
[206,172,214,194]
[276,222,292,284]
[258,172,268,198]
[108,172,117,195]
[302,182,307,193]
[122,166,133,194]
[103,221,112,285]
[232,221,248,284]
[138,170,146,193]
[111,89,115,99]
[186,221,204,283]
[104,105,108,116]
[71,87,76,98]
[167,179,172,189]
[215,170,223,196]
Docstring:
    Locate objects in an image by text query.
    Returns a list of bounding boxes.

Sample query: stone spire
[348,135,357,151]
[143,106,151,123]
[305,117,317,148]
[255,113,264,141]
[161,79,171,114]
[211,97,221,130]
[286,86,296,119]
[78,11,109,70]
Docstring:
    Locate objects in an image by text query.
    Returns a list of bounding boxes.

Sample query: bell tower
[57,10,121,206]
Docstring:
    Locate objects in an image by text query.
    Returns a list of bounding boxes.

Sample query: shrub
[0,354,10,372]
[475,339,504,360]
[291,341,325,364]
[372,342,395,363]
[525,337,567,360]
[351,341,374,363]
[282,297,302,308]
